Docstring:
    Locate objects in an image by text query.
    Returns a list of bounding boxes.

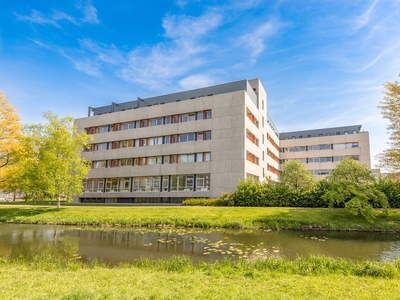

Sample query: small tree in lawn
[322,158,388,221]
[16,112,92,208]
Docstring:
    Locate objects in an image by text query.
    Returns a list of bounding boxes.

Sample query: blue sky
[1,0,399,166]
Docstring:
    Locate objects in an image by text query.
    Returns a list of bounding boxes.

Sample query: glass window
[196,174,210,191]
[164,116,171,124]
[121,140,133,148]
[197,132,204,141]
[204,131,211,140]
[97,126,109,133]
[180,114,189,122]
[94,161,106,168]
[120,158,132,166]
[204,110,212,119]
[97,143,108,151]
[196,153,203,162]
[204,152,211,161]
[188,113,195,121]
[172,115,179,123]
[163,155,170,164]
[180,134,188,142]
[187,133,195,142]
[133,139,139,147]
[196,112,204,120]
[141,120,148,128]
[162,176,169,191]
[140,138,147,146]
[164,136,170,144]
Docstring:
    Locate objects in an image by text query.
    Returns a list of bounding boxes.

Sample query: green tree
[323,158,388,221]
[327,157,375,183]
[378,75,400,173]
[280,160,315,190]
[13,112,92,208]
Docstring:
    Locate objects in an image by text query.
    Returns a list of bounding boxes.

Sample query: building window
[121,140,133,148]
[196,174,210,191]
[93,161,106,168]
[120,158,132,166]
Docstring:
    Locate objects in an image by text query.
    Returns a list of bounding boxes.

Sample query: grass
[1,204,400,231]
[1,205,400,298]
[1,256,400,299]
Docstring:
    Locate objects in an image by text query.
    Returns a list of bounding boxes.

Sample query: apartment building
[279,125,370,176]
[74,79,280,204]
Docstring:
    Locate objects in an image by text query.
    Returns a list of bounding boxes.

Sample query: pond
[0,224,399,265]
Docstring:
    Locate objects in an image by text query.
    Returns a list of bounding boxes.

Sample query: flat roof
[279,125,363,140]
[88,79,258,116]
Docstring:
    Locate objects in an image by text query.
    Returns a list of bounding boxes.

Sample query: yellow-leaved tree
[0,92,21,169]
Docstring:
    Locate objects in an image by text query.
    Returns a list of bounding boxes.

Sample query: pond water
[0,224,399,264]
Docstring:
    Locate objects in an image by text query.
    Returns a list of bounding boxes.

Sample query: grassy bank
[1,204,400,231]
[1,256,399,299]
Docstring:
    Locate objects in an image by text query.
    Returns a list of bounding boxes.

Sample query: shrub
[182,198,232,206]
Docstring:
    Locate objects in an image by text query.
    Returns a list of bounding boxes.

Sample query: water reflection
[0,224,399,265]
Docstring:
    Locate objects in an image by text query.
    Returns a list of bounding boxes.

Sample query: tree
[323,158,388,221]
[280,160,315,190]
[12,112,92,208]
[0,92,21,169]
[326,157,375,183]
[378,75,400,173]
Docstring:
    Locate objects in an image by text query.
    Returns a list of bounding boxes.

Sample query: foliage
[182,198,233,206]
[378,75,400,173]
[374,178,400,208]
[280,160,316,190]
[323,159,388,221]
[7,112,92,208]
[234,178,268,206]
[0,92,21,170]
[326,157,375,183]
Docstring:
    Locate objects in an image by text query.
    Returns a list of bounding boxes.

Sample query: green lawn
[1,205,400,299]
[1,204,400,231]
[1,256,399,300]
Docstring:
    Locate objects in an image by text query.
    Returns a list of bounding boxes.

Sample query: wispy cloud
[79,39,124,65]
[351,0,379,33]
[15,1,100,27]
[80,2,100,24]
[15,10,60,27]
[240,20,281,62]
[179,74,215,90]
[120,11,222,89]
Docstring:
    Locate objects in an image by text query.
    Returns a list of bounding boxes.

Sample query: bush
[375,179,400,208]
[182,198,233,206]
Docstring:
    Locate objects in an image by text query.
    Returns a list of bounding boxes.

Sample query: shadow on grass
[0,206,56,223]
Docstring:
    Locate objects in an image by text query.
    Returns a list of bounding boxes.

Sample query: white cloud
[240,20,281,61]
[15,2,100,27]
[352,0,379,33]
[52,11,79,25]
[15,10,60,27]
[120,11,222,89]
[81,2,100,24]
[179,74,215,90]
[79,39,124,65]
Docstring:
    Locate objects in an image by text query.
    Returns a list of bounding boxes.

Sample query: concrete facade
[74,79,280,204]
[279,125,370,176]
